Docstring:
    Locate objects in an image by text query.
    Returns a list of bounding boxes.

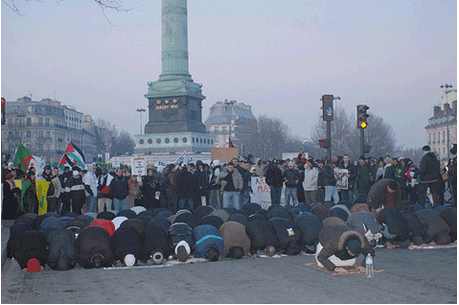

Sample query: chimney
[452,100,457,114]
[433,105,441,116]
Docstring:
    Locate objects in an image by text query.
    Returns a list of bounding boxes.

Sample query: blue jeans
[324,186,339,204]
[271,187,282,205]
[222,191,240,210]
[285,187,298,206]
[113,197,127,211]
[179,198,194,212]
[86,195,96,213]
[240,188,251,206]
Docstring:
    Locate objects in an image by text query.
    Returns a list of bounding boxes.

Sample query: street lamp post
[136,108,146,135]
[440,84,453,158]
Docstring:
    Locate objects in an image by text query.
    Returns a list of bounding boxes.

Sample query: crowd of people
[1,144,457,273]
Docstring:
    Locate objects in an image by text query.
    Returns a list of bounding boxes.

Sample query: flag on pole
[13,144,35,171]
[58,142,85,170]
[174,151,187,167]
[228,137,234,148]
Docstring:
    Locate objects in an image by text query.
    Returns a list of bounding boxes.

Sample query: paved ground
[1,243,456,304]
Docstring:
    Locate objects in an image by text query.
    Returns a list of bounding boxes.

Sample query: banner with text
[250,177,286,209]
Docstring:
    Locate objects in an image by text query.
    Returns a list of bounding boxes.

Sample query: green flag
[13,144,35,171]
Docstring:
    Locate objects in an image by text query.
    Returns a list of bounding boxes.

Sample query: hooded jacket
[419,151,441,183]
[303,166,319,191]
[193,224,224,258]
[317,224,368,271]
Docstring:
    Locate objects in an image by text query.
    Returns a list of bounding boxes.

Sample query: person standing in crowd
[23,171,39,213]
[239,161,252,206]
[383,156,396,180]
[176,163,196,212]
[201,164,211,206]
[2,172,21,219]
[108,168,129,211]
[419,145,441,208]
[127,174,141,209]
[58,166,72,215]
[141,168,162,211]
[339,155,356,202]
[38,165,60,213]
[265,160,283,205]
[217,162,243,210]
[322,161,339,204]
[448,144,457,205]
[97,167,113,213]
[15,163,26,179]
[209,160,222,209]
[65,170,86,215]
[283,161,300,206]
[82,168,97,213]
[164,164,179,212]
[296,160,306,204]
[356,156,375,201]
[303,159,319,205]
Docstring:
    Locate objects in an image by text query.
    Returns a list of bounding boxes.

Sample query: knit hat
[288,161,295,167]
[346,239,361,255]
[124,254,136,267]
[90,219,116,236]
[388,180,398,191]
[27,258,41,273]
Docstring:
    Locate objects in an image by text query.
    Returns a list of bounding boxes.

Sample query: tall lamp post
[440,84,453,157]
[136,108,146,135]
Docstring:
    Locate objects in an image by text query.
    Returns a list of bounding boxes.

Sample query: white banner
[334,168,349,190]
[132,157,146,176]
[112,157,120,168]
[250,177,286,209]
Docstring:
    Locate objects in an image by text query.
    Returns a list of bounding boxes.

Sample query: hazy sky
[2,0,457,149]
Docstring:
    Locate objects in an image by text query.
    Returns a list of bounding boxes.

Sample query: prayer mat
[305,263,384,276]
[408,242,457,250]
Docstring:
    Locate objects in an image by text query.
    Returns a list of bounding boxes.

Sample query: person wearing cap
[419,145,441,208]
[216,162,243,210]
[14,230,49,272]
[283,161,300,206]
[367,179,404,212]
[97,166,113,213]
[316,223,372,273]
[2,171,21,219]
[64,170,86,215]
[111,225,142,267]
[265,160,283,206]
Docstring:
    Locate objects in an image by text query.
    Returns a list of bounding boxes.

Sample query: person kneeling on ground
[169,222,194,262]
[246,219,280,256]
[193,224,224,261]
[375,207,412,249]
[219,221,251,259]
[316,223,374,274]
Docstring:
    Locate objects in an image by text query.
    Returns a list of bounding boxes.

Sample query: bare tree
[313,106,397,160]
[95,118,118,156]
[112,130,135,156]
[243,115,292,160]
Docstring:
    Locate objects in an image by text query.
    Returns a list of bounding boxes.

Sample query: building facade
[2,96,103,165]
[205,100,257,148]
[425,90,457,159]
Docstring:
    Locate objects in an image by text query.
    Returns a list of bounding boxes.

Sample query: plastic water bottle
[366,253,373,278]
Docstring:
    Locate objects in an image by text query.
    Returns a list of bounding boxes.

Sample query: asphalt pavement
[1,242,456,304]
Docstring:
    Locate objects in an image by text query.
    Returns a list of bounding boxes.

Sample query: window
[39,131,43,138]
[26,131,31,138]
[156,138,161,144]
[165,138,170,144]
[46,131,50,139]
[38,118,43,126]
[45,118,50,126]
[27,118,31,126]
[433,133,436,144]
[148,139,153,144]
[442,130,445,143]
[174,137,179,143]
[182,137,188,143]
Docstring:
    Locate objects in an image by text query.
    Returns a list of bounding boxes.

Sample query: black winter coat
[295,212,323,249]
[419,152,440,182]
[415,209,450,243]
[356,162,375,186]
[283,168,300,188]
[168,222,194,250]
[176,170,197,199]
[320,167,336,187]
[246,219,280,255]
[269,218,301,255]
[376,208,411,242]
[111,225,142,263]
[109,175,129,200]
[401,211,425,239]
[265,166,283,188]
[76,226,114,268]
[14,230,49,269]
[47,228,77,270]
[140,225,171,261]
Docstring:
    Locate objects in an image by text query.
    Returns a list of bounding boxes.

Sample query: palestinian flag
[13,144,35,171]
[58,142,85,170]
[228,137,234,148]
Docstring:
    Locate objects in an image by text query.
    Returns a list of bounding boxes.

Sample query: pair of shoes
[177,246,188,262]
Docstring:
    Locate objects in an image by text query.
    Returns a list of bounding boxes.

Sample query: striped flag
[58,142,85,170]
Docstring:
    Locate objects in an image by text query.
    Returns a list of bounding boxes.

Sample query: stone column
[159,0,193,81]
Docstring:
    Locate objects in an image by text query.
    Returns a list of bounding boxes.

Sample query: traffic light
[322,95,334,121]
[357,104,370,129]
[1,98,5,125]
[318,139,330,149]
